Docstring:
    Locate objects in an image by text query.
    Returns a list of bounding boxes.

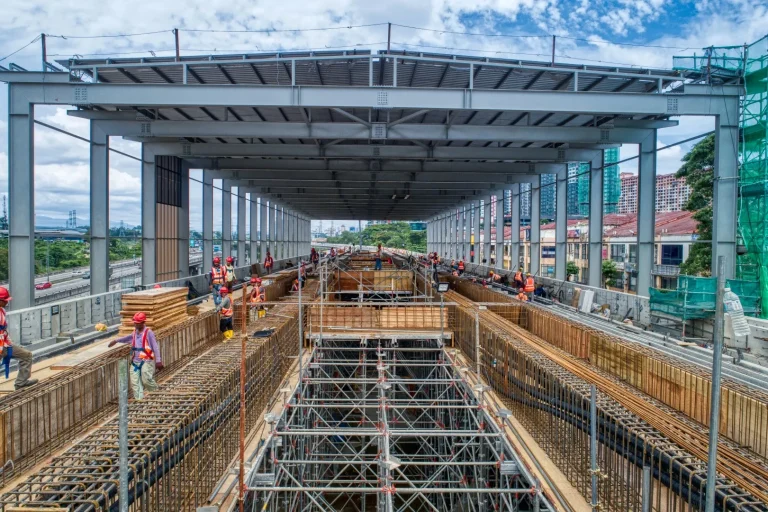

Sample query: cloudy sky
[1,0,766,231]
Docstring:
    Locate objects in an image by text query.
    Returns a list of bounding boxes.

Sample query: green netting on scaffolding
[737,35,768,318]
[649,276,760,320]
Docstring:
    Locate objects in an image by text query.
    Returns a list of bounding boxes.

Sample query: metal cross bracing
[246,334,554,512]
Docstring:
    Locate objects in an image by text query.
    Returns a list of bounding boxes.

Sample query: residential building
[540,174,556,219]
[520,183,531,220]
[618,172,638,214]
[618,172,691,214]
[566,149,620,217]
[603,148,621,214]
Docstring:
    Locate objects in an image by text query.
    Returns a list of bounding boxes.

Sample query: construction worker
[209,257,227,306]
[516,291,529,302]
[299,261,307,287]
[310,248,319,270]
[513,269,524,290]
[524,273,535,300]
[0,287,38,390]
[224,256,236,287]
[291,278,300,292]
[457,260,465,275]
[108,312,163,400]
[249,277,266,319]
[375,244,383,271]
[217,287,234,339]
[264,251,274,274]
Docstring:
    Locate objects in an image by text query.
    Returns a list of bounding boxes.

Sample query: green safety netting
[650,276,761,320]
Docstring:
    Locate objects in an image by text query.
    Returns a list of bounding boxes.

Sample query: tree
[676,134,714,276]
[566,261,579,279]
[327,222,426,253]
[602,259,618,287]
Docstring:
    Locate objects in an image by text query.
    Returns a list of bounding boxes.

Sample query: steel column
[483,197,491,265]
[555,166,567,281]
[712,116,739,279]
[8,97,35,309]
[511,184,520,271]
[178,162,190,277]
[270,202,277,257]
[637,132,657,296]
[530,177,541,276]
[222,180,232,258]
[495,192,504,270]
[249,193,258,264]
[89,121,110,294]
[203,170,214,272]
[237,187,246,264]
[260,198,268,262]
[472,201,480,264]
[141,145,156,285]
[588,150,605,288]
[463,205,470,261]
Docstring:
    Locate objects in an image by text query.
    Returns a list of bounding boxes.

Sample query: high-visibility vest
[291,280,299,291]
[132,329,155,361]
[518,293,528,302]
[250,286,265,304]
[524,277,535,292]
[264,257,274,268]
[220,300,233,318]
[225,265,235,283]
[458,261,465,270]
[514,272,522,282]
[0,307,11,348]
[211,266,226,285]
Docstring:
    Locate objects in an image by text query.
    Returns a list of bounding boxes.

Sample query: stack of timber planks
[119,287,189,335]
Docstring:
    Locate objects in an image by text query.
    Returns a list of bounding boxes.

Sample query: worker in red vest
[264,251,274,274]
[217,287,234,339]
[109,312,163,400]
[249,277,266,319]
[209,256,227,306]
[524,273,535,300]
[457,260,465,275]
[0,287,38,390]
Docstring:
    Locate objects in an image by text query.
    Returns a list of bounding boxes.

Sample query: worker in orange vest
[264,251,274,274]
[513,269,524,290]
[524,273,535,300]
[291,278,300,292]
[517,291,529,302]
[224,256,236,286]
[217,287,234,339]
[209,256,227,306]
[249,277,266,319]
[0,287,38,390]
[109,312,163,400]
[457,260,465,275]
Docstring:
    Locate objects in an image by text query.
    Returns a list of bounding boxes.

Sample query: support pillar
[277,205,284,260]
[637,133,657,296]
[495,191,504,270]
[530,176,541,276]
[236,186,246,265]
[221,180,232,258]
[448,210,455,259]
[249,193,258,266]
[588,150,605,288]
[511,184,521,271]
[89,122,110,294]
[713,116,740,279]
[472,200,481,265]
[141,145,156,285]
[8,94,34,309]
[270,201,277,258]
[483,197,491,265]
[178,163,190,277]
[259,198,268,262]
[203,170,214,273]
[463,205,471,261]
[555,166,568,281]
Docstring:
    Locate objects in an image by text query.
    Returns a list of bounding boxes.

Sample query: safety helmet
[226,256,234,264]
[153,284,162,289]
[133,312,147,323]
[220,287,229,295]
[250,277,258,284]
[255,277,262,284]
[213,257,221,264]
[0,287,12,302]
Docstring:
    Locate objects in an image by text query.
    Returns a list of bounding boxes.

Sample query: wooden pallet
[118,287,189,335]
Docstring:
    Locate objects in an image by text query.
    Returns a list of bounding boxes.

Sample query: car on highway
[35,281,52,290]
[83,272,91,279]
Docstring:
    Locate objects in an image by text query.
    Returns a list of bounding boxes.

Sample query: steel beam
[637,133,657,296]
[555,165,568,281]
[89,121,110,294]
[588,151,605,288]
[141,145,156,285]
[203,170,214,272]
[530,176,541,275]
[18,81,739,115]
[713,115,740,279]
[8,95,34,309]
[511,184,520,271]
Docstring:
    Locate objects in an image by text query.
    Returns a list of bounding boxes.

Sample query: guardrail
[7,255,307,348]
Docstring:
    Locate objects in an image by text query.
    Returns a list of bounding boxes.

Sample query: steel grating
[245,334,553,511]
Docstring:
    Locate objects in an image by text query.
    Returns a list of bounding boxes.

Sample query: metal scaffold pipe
[705,255,726,512]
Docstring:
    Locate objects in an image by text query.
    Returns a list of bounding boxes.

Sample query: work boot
[15,378,39,390]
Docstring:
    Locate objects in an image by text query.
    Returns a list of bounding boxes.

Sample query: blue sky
[1,0,766,229]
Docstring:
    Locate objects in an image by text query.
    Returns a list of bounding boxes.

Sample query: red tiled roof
[605,210,697,237]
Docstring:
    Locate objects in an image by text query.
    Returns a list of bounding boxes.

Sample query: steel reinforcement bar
[447,290,768,511]
[0,281,318,511]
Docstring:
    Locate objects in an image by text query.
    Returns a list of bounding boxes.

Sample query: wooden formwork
[333,270,412,293]
[307,306,447,331]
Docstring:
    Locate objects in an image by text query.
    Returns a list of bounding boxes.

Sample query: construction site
[0,35,766,512]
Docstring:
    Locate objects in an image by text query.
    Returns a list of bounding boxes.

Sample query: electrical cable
[556,35,697,51]
[390,41,552,59]
[391,23,546,39]
[182,23,388,34]
[45,30,171,39]
[0,35,42,63]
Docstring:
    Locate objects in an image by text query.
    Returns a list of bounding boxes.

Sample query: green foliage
[327,223,426,253]
[566,261,579,277]
[675,134,714,276]
[109,239,141,261]
[602,259,618,287]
